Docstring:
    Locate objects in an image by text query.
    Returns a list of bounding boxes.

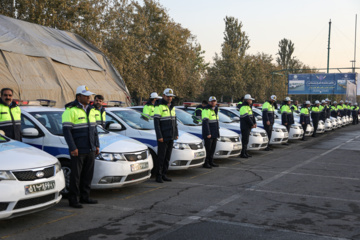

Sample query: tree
[276,38,294,70]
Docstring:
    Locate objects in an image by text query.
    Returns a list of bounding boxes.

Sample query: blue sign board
[288,73,357,95]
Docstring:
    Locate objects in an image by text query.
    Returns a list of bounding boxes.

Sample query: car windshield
[175,109,201,126]
[112,110,154,130]
[218,112,234,123]
[0,135,9,143]
[220,109,239,119]
[30,111,64,136]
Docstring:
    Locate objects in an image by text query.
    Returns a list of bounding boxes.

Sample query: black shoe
[264,147,270,151]
[301,139,306,141]
[210,163,219,167]
[156,176,164,183]
[312,135,316,138]
[283,142,289,145]
[162,176,172,181]
[203,163,212,168]
[69,201,83,208]
[269,147,274,151]
[245,152,252,158]
[79,198,98,204]
[240,154,248,158]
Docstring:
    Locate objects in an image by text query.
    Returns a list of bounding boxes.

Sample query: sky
[158,0,359,72]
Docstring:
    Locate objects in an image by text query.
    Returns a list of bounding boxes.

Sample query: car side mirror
[256,116,262,120]
[22,128,40,137]
[108,123,122,131]
[232,117,240,121]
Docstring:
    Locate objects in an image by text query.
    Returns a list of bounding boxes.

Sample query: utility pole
[354,14,357,73]
[327,19,332,74]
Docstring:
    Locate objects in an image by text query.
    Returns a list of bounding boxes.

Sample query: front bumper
[214,141,242,159]
[169,148,206,170]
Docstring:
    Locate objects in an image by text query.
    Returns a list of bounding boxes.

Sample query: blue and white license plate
[131,162,149,172]
[25,180,55,195]
[263,137,268,142]
[194,151,205,158]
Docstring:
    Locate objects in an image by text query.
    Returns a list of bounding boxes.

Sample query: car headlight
[0,171,16,181]
[218,136,232,142]
[291,126,299,129]
[96,152,125,161]
[55,161,62,173]
[250,132,260,137]
[173,142,190,150]
[274,128,282,132]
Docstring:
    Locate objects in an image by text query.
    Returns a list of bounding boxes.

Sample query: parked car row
[0,99,356,219]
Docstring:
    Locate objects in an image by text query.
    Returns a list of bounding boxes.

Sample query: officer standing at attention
[143,92,162,119]
[300,101,311,141]
[280,97,294,144]
[311,100,320,137]
[154,88,179,183]
[291,100,299,113]
[347,101,352,118]
[236,97,244,110]
[195,100,208,120]
[202,96,220,168]
[240,94,256,158]
[94,95,106,128]
[344,100,349,117]
[330,101,339,118]
[352,103,359,125]
[325,98,331,119]
[0,88,21,141]
[262,95,276,151]
[319,100,327,122]
[338,100,344,117]
[62,85,100,208]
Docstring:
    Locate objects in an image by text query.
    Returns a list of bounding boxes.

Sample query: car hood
[177,131,202,144]
[99,133,147,153]
[0,141,58,170]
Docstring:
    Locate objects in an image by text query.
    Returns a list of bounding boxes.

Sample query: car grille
[0,202,9,211]
[230,137,240,142]
[230,150,241,155]
[124,150,148,161]
[260,132,267,137]
[190,158,204,165]
[260,143,267,147]
[14,193,56,210]
[12,166,55,181]
[189,142,203,150]
[125,170,150,182]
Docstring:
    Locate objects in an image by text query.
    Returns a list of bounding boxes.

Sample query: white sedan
[0,134,65,219]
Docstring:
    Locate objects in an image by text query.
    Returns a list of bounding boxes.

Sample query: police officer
[280,97,294,144]
[202,96,220,168]
[0,88,21,141]
[143,92,162,119]
[291,100,299,113]
[300,101,311,141]
[236,97,244,110]
[330,101,339,118]
[262,95,276,151]
[240,94,256,158]
[62,85,100,208]
[319,100,327,122]
[94,95,106,128]
[344,100,349,117]
[154,88,179,183]
[348,101,352,118]
[352,102,359,125]
[311,100,320,137]
[338,100,344,117]
[325,98,331,119]
[195,100,208,120]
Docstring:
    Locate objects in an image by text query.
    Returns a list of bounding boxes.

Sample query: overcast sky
[158,0,359,71]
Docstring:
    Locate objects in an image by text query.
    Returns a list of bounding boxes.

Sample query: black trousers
[264,124,273,145]
[241,127,251,155]
[312,121,318,136]
[157,140,173,177]
[353,114,359,124]
[204,138,217,165]
[69,152,95,202]
[301,124,307,140]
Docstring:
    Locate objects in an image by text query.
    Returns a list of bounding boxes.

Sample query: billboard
[288,73,358,95]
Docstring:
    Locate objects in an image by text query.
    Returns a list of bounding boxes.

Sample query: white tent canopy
[0,14,131,107]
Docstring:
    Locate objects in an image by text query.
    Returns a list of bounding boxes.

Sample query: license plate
[284,133,289,137]
[233,144,241,150]
[25,180,55,195]
[131,162,149,172]
[194,151,205,158]
[263,137,268,142]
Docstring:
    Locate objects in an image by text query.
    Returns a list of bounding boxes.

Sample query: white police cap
[150,92,162,99]
[305,101,311,105]
[163,88,176,97]
[315,100,320,104]
[208,96,217,102]
[244,94,254,100]
[270,95,277,101]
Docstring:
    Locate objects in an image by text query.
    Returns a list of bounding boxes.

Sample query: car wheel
[148,148,157,177]
[59,159,71,198]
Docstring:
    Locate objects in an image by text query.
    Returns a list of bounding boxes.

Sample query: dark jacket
[299,105,310,125]
[320,105,327,121]
[201,105,220,138]
[0,98,22,141]
[153,98,178,141]
[262,101,275,125]
[311,106,320,122]
[194,104,204,118]
[62,100,100,154]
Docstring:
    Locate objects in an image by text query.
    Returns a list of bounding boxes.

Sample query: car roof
[105,107,132,112]
[20,106,64,112]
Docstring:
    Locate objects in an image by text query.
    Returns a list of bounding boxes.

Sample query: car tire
[59,159,71,199]
[148,148,157,177]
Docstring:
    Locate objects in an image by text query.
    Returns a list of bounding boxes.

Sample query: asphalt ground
[1,124,360,240]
